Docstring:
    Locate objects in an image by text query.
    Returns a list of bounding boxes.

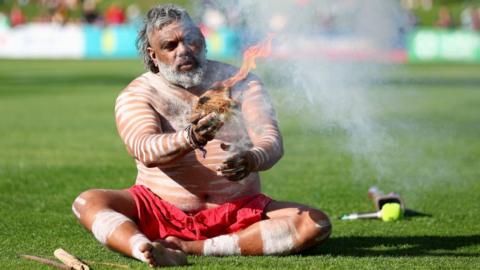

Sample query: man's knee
[259,207,331,255]
[295,208,332,244]
[309,208,331,242]
[72,189,108,220]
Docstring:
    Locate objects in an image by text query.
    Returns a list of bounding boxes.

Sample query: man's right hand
[190,112,224,146]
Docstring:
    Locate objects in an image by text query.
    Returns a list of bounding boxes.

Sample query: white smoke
[194,1,414,185]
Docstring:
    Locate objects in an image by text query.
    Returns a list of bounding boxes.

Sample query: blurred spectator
[461,6,480,31]
[0,11,9,30]
[32,10,51,23]
[82,0,101,25]
[126,4,141,25]
[202,7,226,31]
[10,6,25,27]
[105,3,125,25]
[18,0,29,6]
[51,2,68,24]
[64,0,79,10]
[436,6,453,28]
[404,9,419,28]
[401,0,432,11]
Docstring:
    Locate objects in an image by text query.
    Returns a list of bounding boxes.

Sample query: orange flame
[222,33,275,88]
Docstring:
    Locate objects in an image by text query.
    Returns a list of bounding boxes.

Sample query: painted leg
[72,189,187,267]
[164,200,331,256]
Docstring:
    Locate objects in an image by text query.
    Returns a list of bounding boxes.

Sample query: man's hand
[217,143,256,181]
[190,112,224,146]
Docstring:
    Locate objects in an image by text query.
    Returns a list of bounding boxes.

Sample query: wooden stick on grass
[19,254,70,270]
[54,248,90,270]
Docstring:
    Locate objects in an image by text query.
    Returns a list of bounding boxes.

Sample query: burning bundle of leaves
[191,34,275,122]
[192,84,236,121]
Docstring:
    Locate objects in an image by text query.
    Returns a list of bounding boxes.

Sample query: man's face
[147,21,207,88]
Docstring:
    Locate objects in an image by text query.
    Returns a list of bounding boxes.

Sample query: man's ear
[147,47,158,67]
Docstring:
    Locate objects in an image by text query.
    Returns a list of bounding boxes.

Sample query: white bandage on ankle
[203,234,241,256]
[91,210,131,244]
[260,219,298,255]
[129,234,151,262]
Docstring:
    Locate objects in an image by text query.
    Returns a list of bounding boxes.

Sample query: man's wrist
[245,150,259,172]
[184,124,207,150]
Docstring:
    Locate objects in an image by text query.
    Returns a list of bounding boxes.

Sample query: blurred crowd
[1,0,480,32]
[0,0,142,28]
[436,5,480,30]
[401,0,480,30]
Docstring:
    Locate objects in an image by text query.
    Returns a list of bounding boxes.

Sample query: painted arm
[115,88,193,167]
[241,80,284,171]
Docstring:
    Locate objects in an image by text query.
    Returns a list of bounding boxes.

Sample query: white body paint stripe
[145,136,154,162]
[167,135,174,150]
[74,197,86,205]
[260,219,296,255]
[315,219,331,228]
[203,234,241,256]
[157,134,166,154]
[91,210,131,244]
[71,205,80,218]
[314,219,332,242]
[129,234,151,262]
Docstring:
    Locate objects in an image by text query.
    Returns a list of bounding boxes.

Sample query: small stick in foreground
[19,254,70,270]
[54,248,90,270]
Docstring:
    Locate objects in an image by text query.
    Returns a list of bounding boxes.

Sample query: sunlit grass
[0,60,479,269]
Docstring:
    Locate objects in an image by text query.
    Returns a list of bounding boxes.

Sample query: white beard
[158,51,207,89]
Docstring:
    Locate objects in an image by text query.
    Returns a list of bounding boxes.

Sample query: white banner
[0,23,84,59]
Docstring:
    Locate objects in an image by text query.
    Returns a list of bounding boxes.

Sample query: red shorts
[128,185,272,241]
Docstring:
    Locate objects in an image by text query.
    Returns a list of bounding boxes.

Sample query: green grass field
[0,60,479,269]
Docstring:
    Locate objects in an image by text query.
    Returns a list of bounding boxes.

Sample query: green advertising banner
[408,28,480,62]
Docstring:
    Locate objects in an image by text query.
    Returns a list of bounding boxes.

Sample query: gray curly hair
[136,4,202,73]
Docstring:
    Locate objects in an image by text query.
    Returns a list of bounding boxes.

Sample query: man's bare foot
[164,236,186,250]
[155,236,191,252]
[159,236,203,255]
[139,242,188,267]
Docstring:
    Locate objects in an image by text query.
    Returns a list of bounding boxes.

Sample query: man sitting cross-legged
[72,4,331,267]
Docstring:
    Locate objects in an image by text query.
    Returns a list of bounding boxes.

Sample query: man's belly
[136,174,261,212]
[134,148,261,212]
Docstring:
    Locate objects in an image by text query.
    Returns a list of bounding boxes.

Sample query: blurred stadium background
[1,0,480,62]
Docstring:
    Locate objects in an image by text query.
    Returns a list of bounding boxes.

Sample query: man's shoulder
[118,72,156,94]
[115,72,158,102]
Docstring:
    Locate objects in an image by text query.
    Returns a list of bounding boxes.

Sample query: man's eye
[185,35,202,48]
[163,42,177,50]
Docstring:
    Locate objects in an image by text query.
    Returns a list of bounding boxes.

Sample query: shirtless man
[72,4,331,267]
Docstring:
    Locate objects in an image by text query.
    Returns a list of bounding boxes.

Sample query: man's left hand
[217,143,256,181]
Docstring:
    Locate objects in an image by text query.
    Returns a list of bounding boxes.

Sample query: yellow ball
[381,203,402,222]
